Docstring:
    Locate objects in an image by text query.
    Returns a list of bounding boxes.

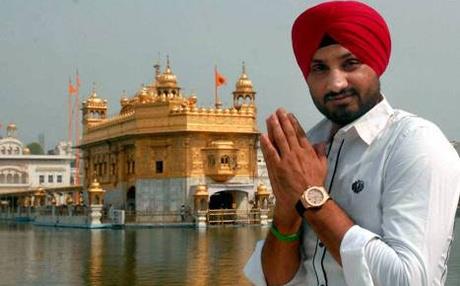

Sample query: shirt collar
[308,97,394,145]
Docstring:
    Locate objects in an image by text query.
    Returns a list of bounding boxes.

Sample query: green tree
[26,142,44,155]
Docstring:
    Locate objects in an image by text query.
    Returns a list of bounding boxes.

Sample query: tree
[26,142,44,155]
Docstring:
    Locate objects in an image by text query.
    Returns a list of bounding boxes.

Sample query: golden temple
[79,59,261,222]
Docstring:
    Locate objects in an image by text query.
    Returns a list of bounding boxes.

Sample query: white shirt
[244,99,460,286]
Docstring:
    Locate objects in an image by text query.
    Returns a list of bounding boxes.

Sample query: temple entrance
[207,190,250,224]
[209,191,233,209]
[126,186,136,211]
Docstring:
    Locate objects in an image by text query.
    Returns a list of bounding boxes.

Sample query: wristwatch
[295,186,330,216]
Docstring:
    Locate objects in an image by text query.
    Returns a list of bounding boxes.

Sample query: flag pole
[214,65,223,109]
[75,70,81,186]
[214,65,218,109]
[68,77,73,145]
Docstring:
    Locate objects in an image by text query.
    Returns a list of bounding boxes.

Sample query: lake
[0,218,459,285]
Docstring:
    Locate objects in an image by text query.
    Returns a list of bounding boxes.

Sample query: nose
[326,69,348,93]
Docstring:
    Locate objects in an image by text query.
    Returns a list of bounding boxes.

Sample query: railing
[1,206,274,225]
[122,208,272,225]
[207,208,269,225]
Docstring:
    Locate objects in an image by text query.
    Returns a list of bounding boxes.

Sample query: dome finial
[91,81,97,96]
[166,55,171,70]
[234,62,253,91]
[156,55,178,88]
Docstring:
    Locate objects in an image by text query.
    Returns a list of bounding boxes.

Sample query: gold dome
[235,62,254,92]
[257,182,269,194]
[23,147,31,155]
[89,178,105,193]
[120,96,129,106]
[138,85,151,103]
[83,84,108,111]
[157,56,178,87]
[194,184,209,196]
[34,187,46,197]
[87,91,104,104]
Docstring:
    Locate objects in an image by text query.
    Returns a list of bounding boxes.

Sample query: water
[0,219,459,286]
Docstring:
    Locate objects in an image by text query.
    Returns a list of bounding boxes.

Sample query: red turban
[292,1,391,79]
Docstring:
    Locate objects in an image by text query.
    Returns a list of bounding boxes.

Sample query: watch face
[306,188,325,206]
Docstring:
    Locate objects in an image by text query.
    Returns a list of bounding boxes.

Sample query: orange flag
[215,68,227,87]
[68,79,77,95]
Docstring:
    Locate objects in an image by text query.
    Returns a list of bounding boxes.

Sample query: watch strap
[295,200,306,217]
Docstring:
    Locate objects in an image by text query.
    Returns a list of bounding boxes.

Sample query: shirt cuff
[244,240,267,286]
[340,225,380,286]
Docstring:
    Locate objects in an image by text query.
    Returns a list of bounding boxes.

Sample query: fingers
[260,134,281,164]
[288,113,307,139]
[313,142,328,165]
[276,108,300,151]
[287,113,316,154]
[266,114,290,156]
[266,116,279,154]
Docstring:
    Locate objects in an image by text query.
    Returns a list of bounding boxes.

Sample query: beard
[312,84,382,126]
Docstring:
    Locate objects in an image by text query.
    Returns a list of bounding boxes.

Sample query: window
[221,155,230,165]
[13,174,19,184]
[156,161,163,174]
[57,175,62,183]
[48,175,53,183]
[39,175,44,184]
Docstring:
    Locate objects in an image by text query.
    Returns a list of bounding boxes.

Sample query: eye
[310,63,328,74]
[342,58,361,71]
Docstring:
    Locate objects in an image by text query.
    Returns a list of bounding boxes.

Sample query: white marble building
[0,124,74,196]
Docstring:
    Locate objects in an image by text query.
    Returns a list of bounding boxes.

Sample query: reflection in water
[0,222,459,285]
[89,230,103,286]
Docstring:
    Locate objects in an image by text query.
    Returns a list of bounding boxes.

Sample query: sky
[1,0,460,150]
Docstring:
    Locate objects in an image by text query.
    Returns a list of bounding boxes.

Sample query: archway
[209,191,233,209]
[126,186,136,211]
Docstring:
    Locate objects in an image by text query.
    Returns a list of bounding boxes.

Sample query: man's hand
[261,108,328,231]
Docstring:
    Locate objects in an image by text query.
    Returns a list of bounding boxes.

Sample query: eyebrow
[311,52,356,64]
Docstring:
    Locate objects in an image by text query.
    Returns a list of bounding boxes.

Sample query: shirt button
[319,242,324,247]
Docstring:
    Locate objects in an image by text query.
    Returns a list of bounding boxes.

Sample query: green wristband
[270,223,300,242]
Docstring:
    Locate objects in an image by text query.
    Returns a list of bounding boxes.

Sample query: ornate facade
[79,60,260,218]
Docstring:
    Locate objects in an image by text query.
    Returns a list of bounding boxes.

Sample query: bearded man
[244,1,460,285]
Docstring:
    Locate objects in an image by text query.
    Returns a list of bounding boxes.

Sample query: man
[180,204,186,222]
[244,1,460,285]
